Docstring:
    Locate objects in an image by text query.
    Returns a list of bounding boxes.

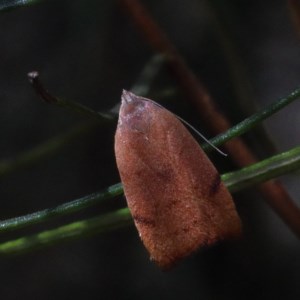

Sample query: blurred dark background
[0,0,299,299]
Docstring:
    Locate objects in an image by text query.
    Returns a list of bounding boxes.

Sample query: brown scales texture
[115,90,241,269]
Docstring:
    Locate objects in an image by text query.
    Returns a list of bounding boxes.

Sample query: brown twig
[119,0,300,238]
[288,0,300,37]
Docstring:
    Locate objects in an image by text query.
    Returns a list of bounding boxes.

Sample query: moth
[114,90,241,269]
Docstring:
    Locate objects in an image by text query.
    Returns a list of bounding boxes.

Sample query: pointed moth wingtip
[121,90,138,105]
[119,90,149,129]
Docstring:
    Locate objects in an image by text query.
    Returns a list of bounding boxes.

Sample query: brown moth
[114,90,241,269]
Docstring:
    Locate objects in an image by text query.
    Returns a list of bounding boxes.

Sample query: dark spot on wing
[208,173,221,196]
[155,164,175,184]
[133,215,156,227]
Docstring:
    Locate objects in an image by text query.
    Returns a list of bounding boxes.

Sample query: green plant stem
[0,208,132,255]
[52,98,115,122]
[202,87,300,151]
[0,183,123,233]
[31,70,300,150]
[0,145,299,256]
[222,145,300,192]
[29,73,300,151]
[0,0,44,11]
[30,70,300,152]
